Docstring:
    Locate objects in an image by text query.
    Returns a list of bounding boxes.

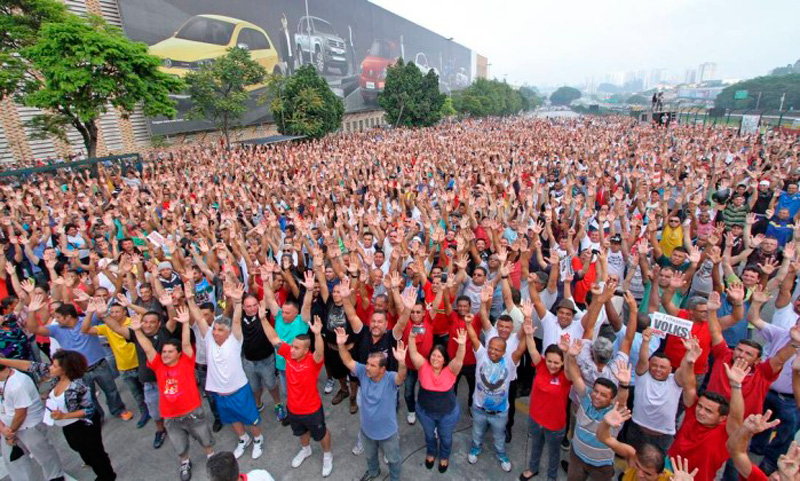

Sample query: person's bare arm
[406,329,426,370]
[447,328,467,376]
[309,315,325,364]
[769,327,800,374]
[176,307,193,358]
[727,412,781,479]
[597,405,637,461]
[130,315,157,362]
[726,358,751,435]
[565,339,587,396]
[334,327,357,373]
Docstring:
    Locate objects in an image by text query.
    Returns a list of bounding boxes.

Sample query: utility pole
[755,91,762,109]
[780,92,786,111]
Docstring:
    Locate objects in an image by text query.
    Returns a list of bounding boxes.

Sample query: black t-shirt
[355,328,397,372]
[322,299,355,345]
[127,325,181,383]
[241,313,274,361]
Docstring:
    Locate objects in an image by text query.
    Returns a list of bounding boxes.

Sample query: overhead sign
[650,312,693,339]
[734,90,748,100]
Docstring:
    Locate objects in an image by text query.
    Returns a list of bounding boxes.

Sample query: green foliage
[185,47,266,146]
[270,64,344,139]
[519,85,543,111]
[452,78,525,117]
[715,74,800,110]
[10,14,183,157]
[379,58,445,127]
[440,96,456,117]
[550,86,581,105]
[626,95,650,105]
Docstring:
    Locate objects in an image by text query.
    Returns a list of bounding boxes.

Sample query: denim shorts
[165,407,214,456]
[242,354,278,393]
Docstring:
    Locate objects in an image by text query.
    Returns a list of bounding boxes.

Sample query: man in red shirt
[668,353,748,481]
[134,308,214,481]
[260,313,333,478]
[446,296,482,409]
[705,291,797,418]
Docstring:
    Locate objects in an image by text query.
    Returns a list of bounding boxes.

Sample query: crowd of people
[0,115,799,481]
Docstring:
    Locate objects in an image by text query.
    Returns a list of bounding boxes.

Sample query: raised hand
[558,333,571,353]
[309,315,323,335]
[742,409,781,435]
[393,340,407,363]
[158,291,173,307]
[522,322,536,338]
[669,272,685,290]
[301,270,315,290]
[568,338,583,357]
[615,360,632,385]
[174,306,190,324]
[603,402,631,428]
[130,314,143,331]
[454,328,467,346]
[777,441,800,479]
[669,455,699,481]
[521,299,534,319]
[28,293,45,312]
[749,284,770,305]
[334,327,348,345]
[724,357,751,385]
[706,290,722,311]
[726,282,745,304]
[401,289,418,310]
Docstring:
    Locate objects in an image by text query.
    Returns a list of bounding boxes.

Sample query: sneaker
[322,453,333,477]
[467,446,481,464]
[497,454,512,472]
[212,419,222,433]
[352,439,364,455]
[251,436,263,460]
[153,430,167,449]
[359,470,380,481]
[406,412,416,425]
[118,410,134,421]
[256,402,265,412]
[560,438,570,451]
[136,413,150,429]
[292,446,313,468]
[324,378,335,394]
[275,403,287,422]
[234,435,251,459]
[332,389,349,405]
[179,461,192,481]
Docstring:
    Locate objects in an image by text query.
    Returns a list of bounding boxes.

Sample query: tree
[715,74,800,111]
[7,14,183,158]
[519,85,543,111]
[452,78,525,117]
[185,47,266,147]
[0,0,67,97]
[550,87,581,105]
[440,96,456,118]
[270,64,344,139]
[626,94,650,105]
[379,59,445,127]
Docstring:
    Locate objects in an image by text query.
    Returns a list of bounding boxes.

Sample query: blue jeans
[195,364,219,421]
[404,369,419,413]
[751,390,799,473]
[471,405,508,457]
[363,430,401,481]
[528,418,565,480]
[416,403,460,461]
[119,368,148,417]
[83,359,126,417]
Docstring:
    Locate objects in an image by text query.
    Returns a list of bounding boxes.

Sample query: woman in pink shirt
[408,327,467,473]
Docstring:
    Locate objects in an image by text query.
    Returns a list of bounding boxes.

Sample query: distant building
[684,69,697,84]
[697,62,717,82]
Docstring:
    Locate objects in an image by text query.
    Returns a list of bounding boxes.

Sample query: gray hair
[213,315,232,330]
[591,337,614,365]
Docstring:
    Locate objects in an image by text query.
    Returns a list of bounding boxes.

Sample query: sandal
[519,471,538,481]
[438,460,449,473]
[424,457,435,470]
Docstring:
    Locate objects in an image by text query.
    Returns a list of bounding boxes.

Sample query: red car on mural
[359,38,402,103]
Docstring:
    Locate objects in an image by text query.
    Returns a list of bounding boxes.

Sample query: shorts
[288,407,327,442]
[143,381,163,422]
[323,343,352,380]
[242,354,278,394]
[165,407,215,456]
[213,384,261,426]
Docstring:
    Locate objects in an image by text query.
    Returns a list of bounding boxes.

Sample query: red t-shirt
[423,282,450,335]
[147,352,201,418]
[278,343,324,415]
[529,359,572,430]
[356,294,396,330]
[447,312,482,366]
[571,257,596,305]
[402,317,434,371]
[706,342,780,418]
[668,404,729,481]
[663,310,712,374]
[742,465,768,481]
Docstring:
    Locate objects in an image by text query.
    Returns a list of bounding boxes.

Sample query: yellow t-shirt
[96,318,139,372]
[659,225,683,257]
[622,466,672,481]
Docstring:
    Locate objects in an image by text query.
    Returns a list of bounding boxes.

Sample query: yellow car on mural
[149,14,283,84]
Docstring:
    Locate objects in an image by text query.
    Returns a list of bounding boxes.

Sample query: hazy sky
[370,0,800,87]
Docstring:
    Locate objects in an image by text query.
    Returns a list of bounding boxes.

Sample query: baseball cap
[157,261,173,271]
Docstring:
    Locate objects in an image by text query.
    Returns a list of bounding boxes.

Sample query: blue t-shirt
[354,363,398,441]
[48,320,106,366]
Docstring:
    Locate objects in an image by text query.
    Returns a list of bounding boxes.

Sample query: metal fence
[0,153,143,180]
[668,107,800,133]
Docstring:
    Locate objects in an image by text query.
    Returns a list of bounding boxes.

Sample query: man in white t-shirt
[629,327,695,452]
[0,364,65,481]
[194,283,264,460]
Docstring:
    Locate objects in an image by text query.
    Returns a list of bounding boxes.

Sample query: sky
[369,0,800,88]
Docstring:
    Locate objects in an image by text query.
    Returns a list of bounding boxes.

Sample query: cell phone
[412,325,425,335]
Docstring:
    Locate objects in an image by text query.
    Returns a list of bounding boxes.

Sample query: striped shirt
[573,394,617,466]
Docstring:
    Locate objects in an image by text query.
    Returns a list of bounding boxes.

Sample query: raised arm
[727,411,781,479]
[565,338,587,396]
[226,281,245,341]
[636,327,653,376]
[705,291,725,347]
[130,315,157,362]
[597,404,636,461]
[309,315,324,364]
[176,307,193,358]
[725,358,751,436]
[447,328,467,376]
[407,328,426,370]
[619,291,638,355]
[334,327,357,374]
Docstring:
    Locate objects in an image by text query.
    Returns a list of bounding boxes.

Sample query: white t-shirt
[484,326,519,354]
[0,371,44,430]
[541,311,585,350]
[632,371,683,435]
[606,251,625,278]
[473,345,517,412]
[771,303,799,330]
[243,470,275,481]
[204,331,248,394]
[191,323,208,366]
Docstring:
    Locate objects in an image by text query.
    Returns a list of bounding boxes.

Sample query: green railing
[0,153,143,178]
